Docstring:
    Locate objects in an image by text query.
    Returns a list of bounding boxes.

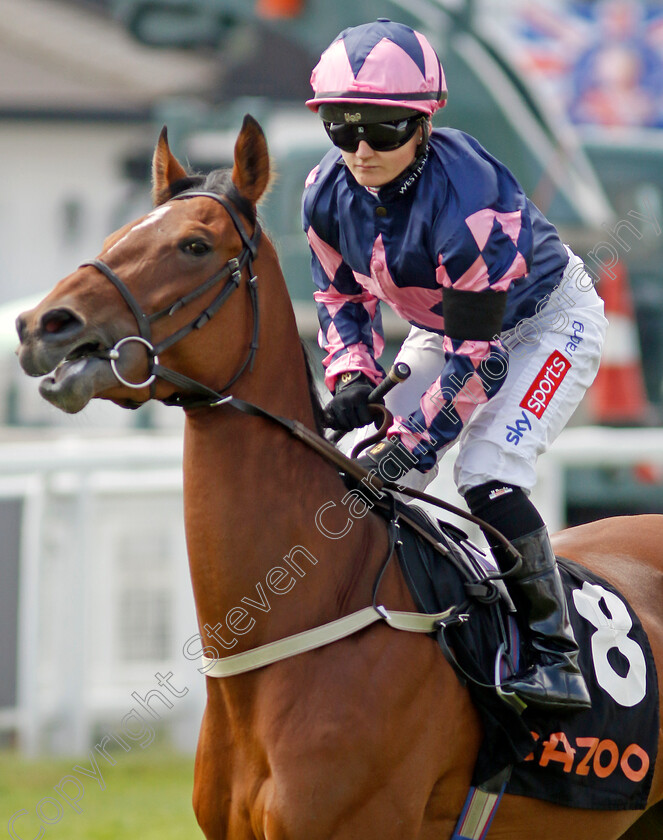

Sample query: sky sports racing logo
[520,350,571,419]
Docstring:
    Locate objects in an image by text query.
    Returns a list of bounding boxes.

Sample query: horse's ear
[152,126,189,206]
[232,115,270,205]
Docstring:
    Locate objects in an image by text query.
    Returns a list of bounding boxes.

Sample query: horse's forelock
[164,168,257,225]
[157,175,206,205]
[203,170,257,223]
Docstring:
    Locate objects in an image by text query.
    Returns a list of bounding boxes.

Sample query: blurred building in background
[3,0,663,756]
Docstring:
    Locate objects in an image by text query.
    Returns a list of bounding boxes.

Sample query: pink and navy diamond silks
[303,128,569,471]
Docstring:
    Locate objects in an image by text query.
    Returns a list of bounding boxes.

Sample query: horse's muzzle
[15,304,122,414]
[16,306,91,377]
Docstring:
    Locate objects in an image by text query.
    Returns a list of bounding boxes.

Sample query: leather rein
[81,188,520,836]
[83,187,521,560]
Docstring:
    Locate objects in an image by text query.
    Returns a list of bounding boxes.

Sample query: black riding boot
[505,526,591,712]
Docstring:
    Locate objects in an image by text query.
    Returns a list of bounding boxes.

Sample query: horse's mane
[166,168,327,434]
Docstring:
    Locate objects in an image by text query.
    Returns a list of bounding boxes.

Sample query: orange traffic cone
[256,0,304,17]
[588,259,649,425]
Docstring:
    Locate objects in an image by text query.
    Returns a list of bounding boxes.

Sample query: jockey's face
[340,122,424,188]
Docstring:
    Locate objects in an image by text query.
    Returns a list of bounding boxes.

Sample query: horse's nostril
[40,308,83,338]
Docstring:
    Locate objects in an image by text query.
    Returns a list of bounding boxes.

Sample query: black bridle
[78,187,522,573]
[81,190,262,407]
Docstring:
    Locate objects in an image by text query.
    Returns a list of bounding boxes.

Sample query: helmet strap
[416,117,431,157]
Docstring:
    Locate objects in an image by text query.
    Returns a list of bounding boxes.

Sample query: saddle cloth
[391,503,659,810]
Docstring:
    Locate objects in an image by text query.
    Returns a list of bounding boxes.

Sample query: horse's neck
[182,249,389,652]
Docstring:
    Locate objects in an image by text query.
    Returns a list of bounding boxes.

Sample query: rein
[81,191,262,401]
[82,186,522,677]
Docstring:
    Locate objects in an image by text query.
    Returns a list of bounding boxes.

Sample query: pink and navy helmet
[306,19,447,121]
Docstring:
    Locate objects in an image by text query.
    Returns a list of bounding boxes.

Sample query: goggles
[324,116,422,153]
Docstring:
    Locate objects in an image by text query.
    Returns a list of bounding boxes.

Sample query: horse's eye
[182,240,211,256]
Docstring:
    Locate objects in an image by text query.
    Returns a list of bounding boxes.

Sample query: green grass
[1,747,202,839]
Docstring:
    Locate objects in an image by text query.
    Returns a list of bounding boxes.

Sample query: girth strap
[451,766,512,840]
[201,604,456,678]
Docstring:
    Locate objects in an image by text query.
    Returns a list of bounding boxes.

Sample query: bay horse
[15,115,663,839]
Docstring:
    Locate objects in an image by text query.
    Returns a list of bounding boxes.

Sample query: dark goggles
[324,116,422,153]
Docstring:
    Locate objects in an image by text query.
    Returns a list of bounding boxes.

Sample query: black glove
[323,371,379,431]
[356,438,417,482]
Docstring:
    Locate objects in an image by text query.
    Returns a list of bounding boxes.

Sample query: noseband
[81,191,262,407]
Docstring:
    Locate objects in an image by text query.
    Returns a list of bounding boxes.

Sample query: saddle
[376,499,659,811]
[376,500,536,780]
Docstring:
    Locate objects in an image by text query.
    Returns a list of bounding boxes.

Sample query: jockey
[302,19,608,713]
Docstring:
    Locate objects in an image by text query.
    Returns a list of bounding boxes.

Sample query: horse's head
[16,115,270,413]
